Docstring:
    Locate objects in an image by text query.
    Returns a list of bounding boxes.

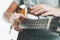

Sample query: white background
[0,0,19,40]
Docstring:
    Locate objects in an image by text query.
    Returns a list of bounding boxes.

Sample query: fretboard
[19,16,53,29]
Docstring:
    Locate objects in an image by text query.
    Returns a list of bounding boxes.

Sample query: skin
[3,1,60,31]
[30,4,60,16]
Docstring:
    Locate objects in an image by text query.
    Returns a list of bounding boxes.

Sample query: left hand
[30,4,60,17]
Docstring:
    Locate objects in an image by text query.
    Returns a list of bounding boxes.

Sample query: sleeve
[13,0,20,5]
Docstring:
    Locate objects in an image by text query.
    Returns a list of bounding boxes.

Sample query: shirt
[14,0,60,8]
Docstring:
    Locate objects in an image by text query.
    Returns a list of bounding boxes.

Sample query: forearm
[3,1,18,23]
[3,11,13,23]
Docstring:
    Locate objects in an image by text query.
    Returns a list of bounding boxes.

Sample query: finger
[20,14,28,20]
[14,26,23,31]
[12,20,22,31]
[15,13,27,20]
[34,9,48,15]
[15,18,21,24]
[41,11,53,16]
[13,22,23,31]
[31,7,40,13]
[13,22,20,31]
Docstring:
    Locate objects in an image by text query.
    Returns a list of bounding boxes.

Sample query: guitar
[16,4,60,33]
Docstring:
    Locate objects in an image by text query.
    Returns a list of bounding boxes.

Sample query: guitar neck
[18,16,54,29]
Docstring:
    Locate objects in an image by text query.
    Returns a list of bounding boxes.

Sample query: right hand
[10,13,27,31]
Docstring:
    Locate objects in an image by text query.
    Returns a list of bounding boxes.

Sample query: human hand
[10,13,27,31]
[30,4,60,17]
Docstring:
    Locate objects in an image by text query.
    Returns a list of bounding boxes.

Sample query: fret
[47,17,53,29]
